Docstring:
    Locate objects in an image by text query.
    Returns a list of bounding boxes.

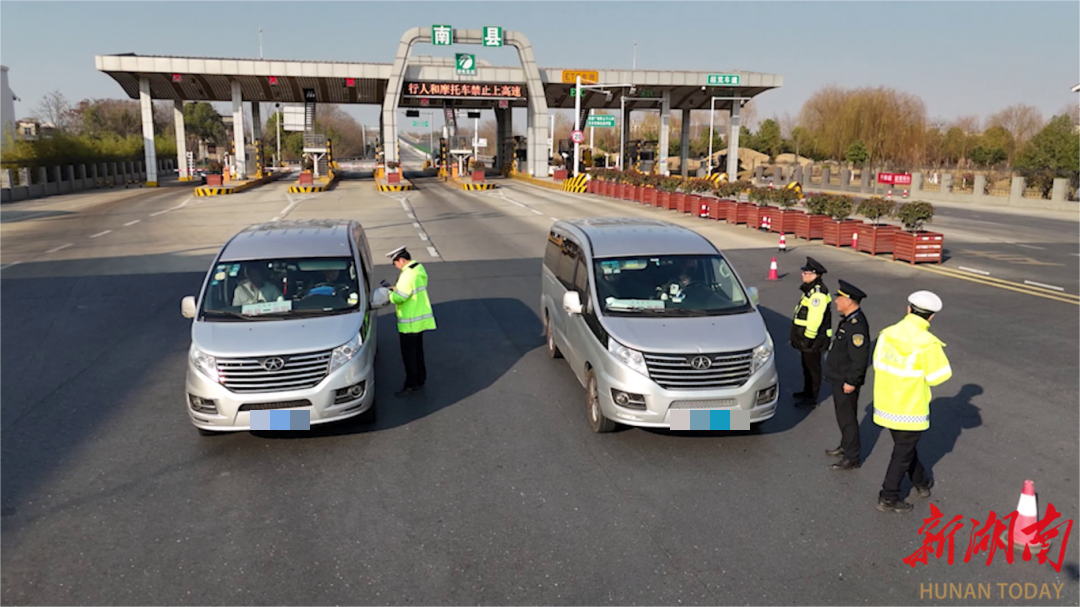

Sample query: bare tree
[799,85,927,166]
[34,90,74,131]
[986,103,1044,164]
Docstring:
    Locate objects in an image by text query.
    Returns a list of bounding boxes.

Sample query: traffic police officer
[387,246,437,397]
[872,291,952,513]
[823,280,870,470]
[791,257,832,406]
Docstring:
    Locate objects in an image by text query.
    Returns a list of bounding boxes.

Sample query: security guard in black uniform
[791,257,832,407]
[823,280,870,470]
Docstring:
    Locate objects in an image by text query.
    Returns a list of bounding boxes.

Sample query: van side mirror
[747,286,760,306]
[563,291,583,315]
[181,296,197,319]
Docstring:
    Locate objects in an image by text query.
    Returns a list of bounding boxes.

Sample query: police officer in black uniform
[823,280,871,470]
[791,257,832,407]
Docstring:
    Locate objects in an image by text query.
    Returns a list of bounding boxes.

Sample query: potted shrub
[686,179,717,218]
[732,184,759,225]
[644,174,664,206]
[551,157,567,181]
[386,161,401,184]
[471,160,487,182]
[893,201,943,264]
[677,180,697,214]
[587,168,605,194]
[794,193,830,240]
[822,196,863,247]
[854,197,899,255]
[665,178,683,211]
[747,187,774,230]
[657,177,680,209]
[714,181,740,222]
[771,188,804,233]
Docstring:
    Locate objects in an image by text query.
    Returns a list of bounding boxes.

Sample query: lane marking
[279,194,303,218]
[549,216,559,222]
[958,266,990,276]
[418,232,429,241]
[920,265,1079,304]
[0,261,22,271]
[149,209,171,217]
[89,230,112,239]
[1014,243,1046,250]
[123,220,141,227]
[1024,280,1065,292]
[427,246,440,257]
[530,208,543,215]
[148,195,196,218]
[46,243,73,254]
[407,212,416,220]
[412,222,421,228]
[400,200,410,211]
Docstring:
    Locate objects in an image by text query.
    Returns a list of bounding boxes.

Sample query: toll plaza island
[94,26,782,188]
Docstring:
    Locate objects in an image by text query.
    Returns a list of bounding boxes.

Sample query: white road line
[123,219,141,227]
[0,261,22,270]
[149,208,171,217]
[400,200,410,211]
[958,266,990,276]
[418,232,429,241]
[271,216,281,222]
[46,243,73,254]
[407,212,416,219]
[1014,243,1046,250]
[549,216,559,222]
[427,246,440,257]
[1024,280,1065,292]
[530,209,543,215]
[89,230,112,238]
[279,194,302,218]
[1073,253,1080,258]
[412,222,421,228]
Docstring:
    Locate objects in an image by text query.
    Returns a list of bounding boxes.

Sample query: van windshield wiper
[604,306,672,316]
[201,310,279,321]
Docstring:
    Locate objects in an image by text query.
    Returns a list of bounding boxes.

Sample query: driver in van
[306,268,347,297]
[658,258,701,302]
[232,265,283,306]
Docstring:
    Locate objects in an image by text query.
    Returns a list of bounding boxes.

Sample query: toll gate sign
[404,82,526,99]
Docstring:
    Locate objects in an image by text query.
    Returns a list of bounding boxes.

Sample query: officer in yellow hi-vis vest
[791,257,832,407]
[386,246,437,397]
[872,291,952,514]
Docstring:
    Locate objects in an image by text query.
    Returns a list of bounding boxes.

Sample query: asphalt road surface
[2,174,1078,605]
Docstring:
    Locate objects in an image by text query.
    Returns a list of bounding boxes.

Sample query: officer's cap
[801,257,827,275]
[836,280,867,303]
[386,245,408,260]
[908,290,943,313]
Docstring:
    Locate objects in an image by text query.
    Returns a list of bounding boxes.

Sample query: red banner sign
[878,172,912,185]
[404,82,526,99]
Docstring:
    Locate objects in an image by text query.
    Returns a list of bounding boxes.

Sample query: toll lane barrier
[562,174,588,193]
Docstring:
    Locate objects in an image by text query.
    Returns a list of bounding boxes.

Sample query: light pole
[275,102,281,168]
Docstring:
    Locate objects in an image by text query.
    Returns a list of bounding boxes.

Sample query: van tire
[586,369,616,433]
[545,313,562,359]
[196,427,221,436]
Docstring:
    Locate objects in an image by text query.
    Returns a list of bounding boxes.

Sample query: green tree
[845,140,868,165]
[1014,115,1080,196]
[738,125,754,151]
[941,127,971,165]
[755,119,782,160]
[183,102,228,150]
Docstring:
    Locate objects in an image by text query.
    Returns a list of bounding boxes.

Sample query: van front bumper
[594,362,779,429]
[185,347,375,432]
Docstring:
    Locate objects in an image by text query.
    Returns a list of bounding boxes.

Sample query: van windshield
[200,257,362,321]
[594,255,751,316]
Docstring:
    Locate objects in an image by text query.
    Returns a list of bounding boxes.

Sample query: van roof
[559,218,718,257]
[220,219,355,261]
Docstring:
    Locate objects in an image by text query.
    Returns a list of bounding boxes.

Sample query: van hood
[192,313,363,357]
[600,311,768,354]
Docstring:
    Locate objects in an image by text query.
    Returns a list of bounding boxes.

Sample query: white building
[1,65,16,138]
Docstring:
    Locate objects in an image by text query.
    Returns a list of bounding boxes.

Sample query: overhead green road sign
[586,115,616,128]
[412,121,429,128]
[456,53,475,75]
[707,74,741,86]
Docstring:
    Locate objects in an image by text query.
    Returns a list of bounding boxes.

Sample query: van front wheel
[586,369,616,433]
[545,313,562,359]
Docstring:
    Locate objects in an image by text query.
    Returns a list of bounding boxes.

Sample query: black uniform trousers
[830,382,861,461]
[880,429,929,501]
[399,332,427,389]
[800,351,823,399]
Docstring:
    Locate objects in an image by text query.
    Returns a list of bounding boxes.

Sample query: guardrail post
[973,175,987,201]
[821,167,831,187]
[1009,176,1025,203]
[941,173,954,194]
[1051,178,1068,202]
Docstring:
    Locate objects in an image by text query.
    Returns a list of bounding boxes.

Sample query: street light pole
[620,94,625,171]
[708,97,715,176]
[276,105,281,168]
[259,27,264,59]
[573,75,581,177]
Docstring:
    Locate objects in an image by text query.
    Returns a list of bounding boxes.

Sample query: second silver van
[541,218,778,432]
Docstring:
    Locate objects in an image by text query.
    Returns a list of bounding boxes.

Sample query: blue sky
[2,1,1078,130]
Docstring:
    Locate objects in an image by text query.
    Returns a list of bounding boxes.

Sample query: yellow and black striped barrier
[289,184,329,193]
[195,187,234,197]
[378,182,415,192]
[707,172,729,188]
[562,174,589,193]
[787,180,803,198]
[461,182,497,191]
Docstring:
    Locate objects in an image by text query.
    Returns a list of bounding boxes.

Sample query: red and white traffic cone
[778,233,787,252]
[887,189,893,200]
[768,257,779,281]
[903,189,909,199]
[769,180,775,190]
[1003,480,1049,554]
[851,230,859,248]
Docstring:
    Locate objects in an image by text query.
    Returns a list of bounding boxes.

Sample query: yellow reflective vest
[872,314,952,431]
[389,261,436,334]
[791,282,832,352]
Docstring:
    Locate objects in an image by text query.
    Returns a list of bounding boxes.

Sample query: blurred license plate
[669,409,750,431]
[250,410,310,430]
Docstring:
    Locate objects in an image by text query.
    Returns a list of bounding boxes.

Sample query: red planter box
[472,170,486,182]
[823,219,863,247]
[206,174,223,186]
[605,182,615,197]
[715,199,737,222]
[793,214,828,240]
[733,202,756,225]
[644,187,658,206]
[856,224,901,255]
[750,205,773,229]
[553,169,568,181]
[633,186,643,203]
[621,184,632,201]
[700,198,720,219]
[771,209,805,233]
[657,191,670,209]
[387,172,401,184]
[679,194,700,214]
[893,231,944,264]
[669,192,685,211]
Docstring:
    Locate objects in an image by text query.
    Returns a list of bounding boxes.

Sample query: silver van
[541,218,778,432]
[181,220,378,434]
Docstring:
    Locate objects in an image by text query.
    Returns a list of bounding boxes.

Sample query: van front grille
[218,351,331,393]
[644,350,753,390]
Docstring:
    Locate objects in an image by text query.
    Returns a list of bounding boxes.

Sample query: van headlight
[189,346,219,382]
[751,334,774,374]
[329,332,362,374]
[608,337,648,376]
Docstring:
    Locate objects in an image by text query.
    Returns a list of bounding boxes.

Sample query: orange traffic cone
[779,233,787,252]
[768,257,779,280]
[851,230,859,248]
[1003,480,1049,554]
